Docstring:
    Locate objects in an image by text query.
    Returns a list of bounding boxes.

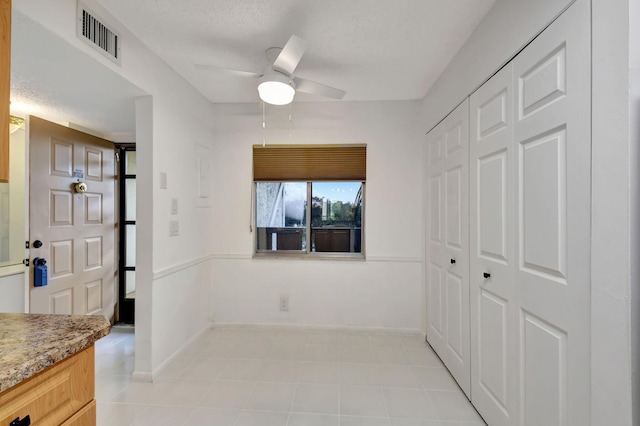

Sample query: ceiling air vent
[76,2,121,65]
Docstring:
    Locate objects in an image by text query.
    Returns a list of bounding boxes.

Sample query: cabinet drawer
[61,400,96,426]
[0,346,95,426]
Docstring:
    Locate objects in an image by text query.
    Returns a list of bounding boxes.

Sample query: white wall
[591,1,634,424]
[625,0,639,423]
[0,270,25,313]
[14,0,216,379]
[419,0,635,424]
[630,3,640,422]
[210,101,424,331]
[418,0,573,133]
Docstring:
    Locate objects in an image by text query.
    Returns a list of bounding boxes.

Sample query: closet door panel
[513,1,590,425]
[520,130,566,278]
[428,261,444,338]
[470,63,515,426]
[478,152,508,261]
[427,142,445,355]
[479,289,509,405]
[426,99,470,397]
[445,163,466,364]
[446,166,462,248]
[429,174,442,244]
[443,100,470,397]
[428,133,444,348]
[446,271,464,360]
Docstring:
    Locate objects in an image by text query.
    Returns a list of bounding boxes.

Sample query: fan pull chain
[288,103,293,143]
[262,101,266,147]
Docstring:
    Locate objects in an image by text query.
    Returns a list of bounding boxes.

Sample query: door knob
[450,258,456,264]
[32,240,43,248]
[483,272,491,279]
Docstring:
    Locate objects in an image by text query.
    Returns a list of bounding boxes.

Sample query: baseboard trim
[131,323,212,383]
[365,256,422,263]
[210,253,253,260]
[131,370,153,383]
[131,322,422,382]
[211,321,422,335]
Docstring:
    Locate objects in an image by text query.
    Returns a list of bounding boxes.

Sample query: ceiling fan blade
[272,35,307,76]
[294,77,346,100]
[195,64,260,78]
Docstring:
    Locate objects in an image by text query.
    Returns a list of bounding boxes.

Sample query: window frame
[253,181,365,260]
[117,144,136,324]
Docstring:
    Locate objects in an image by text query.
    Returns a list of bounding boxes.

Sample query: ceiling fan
[196,35,346,105]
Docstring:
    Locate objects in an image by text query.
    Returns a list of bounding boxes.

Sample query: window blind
[253,144,366,182]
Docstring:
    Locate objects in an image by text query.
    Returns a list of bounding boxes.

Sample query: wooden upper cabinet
[0,0,10,183]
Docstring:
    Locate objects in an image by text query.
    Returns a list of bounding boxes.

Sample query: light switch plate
[171,198,178,215]
[160,172,168,189]
[169,220,179,236]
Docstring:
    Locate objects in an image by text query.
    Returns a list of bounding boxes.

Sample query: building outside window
[253,144,365,257]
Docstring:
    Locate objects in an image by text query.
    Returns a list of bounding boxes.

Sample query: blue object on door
[34,257,48,287]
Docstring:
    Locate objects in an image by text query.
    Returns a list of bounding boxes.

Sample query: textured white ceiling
[96,0,496,103]
[10,1,496,137]
[10,10,146,140]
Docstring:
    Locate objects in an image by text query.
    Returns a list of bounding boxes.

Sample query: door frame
[117,144,136,323]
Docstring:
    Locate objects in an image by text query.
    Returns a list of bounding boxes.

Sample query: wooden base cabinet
[0,346,96,426]
[0,0,10,183]
[61,400,96,426]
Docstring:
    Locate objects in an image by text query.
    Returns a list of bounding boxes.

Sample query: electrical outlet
[169,220,179,236]
[280,295,289,312]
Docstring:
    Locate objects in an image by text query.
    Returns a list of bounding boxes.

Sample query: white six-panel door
[468,0,591,425]
[29,116,116,318]
[426,99,470,397]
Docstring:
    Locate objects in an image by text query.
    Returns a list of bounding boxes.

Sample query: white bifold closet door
[426,99,470,397]
[469,62,515,426]
[470,0,591,425]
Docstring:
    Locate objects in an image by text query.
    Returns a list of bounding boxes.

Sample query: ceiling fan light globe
[258,76,296,105]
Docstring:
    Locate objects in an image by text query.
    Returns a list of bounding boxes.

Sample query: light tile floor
[95,326,487,426]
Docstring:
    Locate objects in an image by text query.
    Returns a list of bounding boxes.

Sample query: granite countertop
[0,313,111,393]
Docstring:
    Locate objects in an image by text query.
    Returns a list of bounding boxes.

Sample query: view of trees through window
[311,182,362,228]
[255,181,363,254]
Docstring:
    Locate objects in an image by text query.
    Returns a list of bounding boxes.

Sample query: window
[253,144,366,257]
[118,146,136,323]
[0,124,26,268]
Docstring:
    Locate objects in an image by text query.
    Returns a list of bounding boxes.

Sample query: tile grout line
[97,327,477,425]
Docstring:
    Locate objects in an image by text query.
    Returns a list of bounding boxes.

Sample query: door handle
[32,240,43,248]
[10,415,31,426]
[483,272,491,279]
[450,258,456,264]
